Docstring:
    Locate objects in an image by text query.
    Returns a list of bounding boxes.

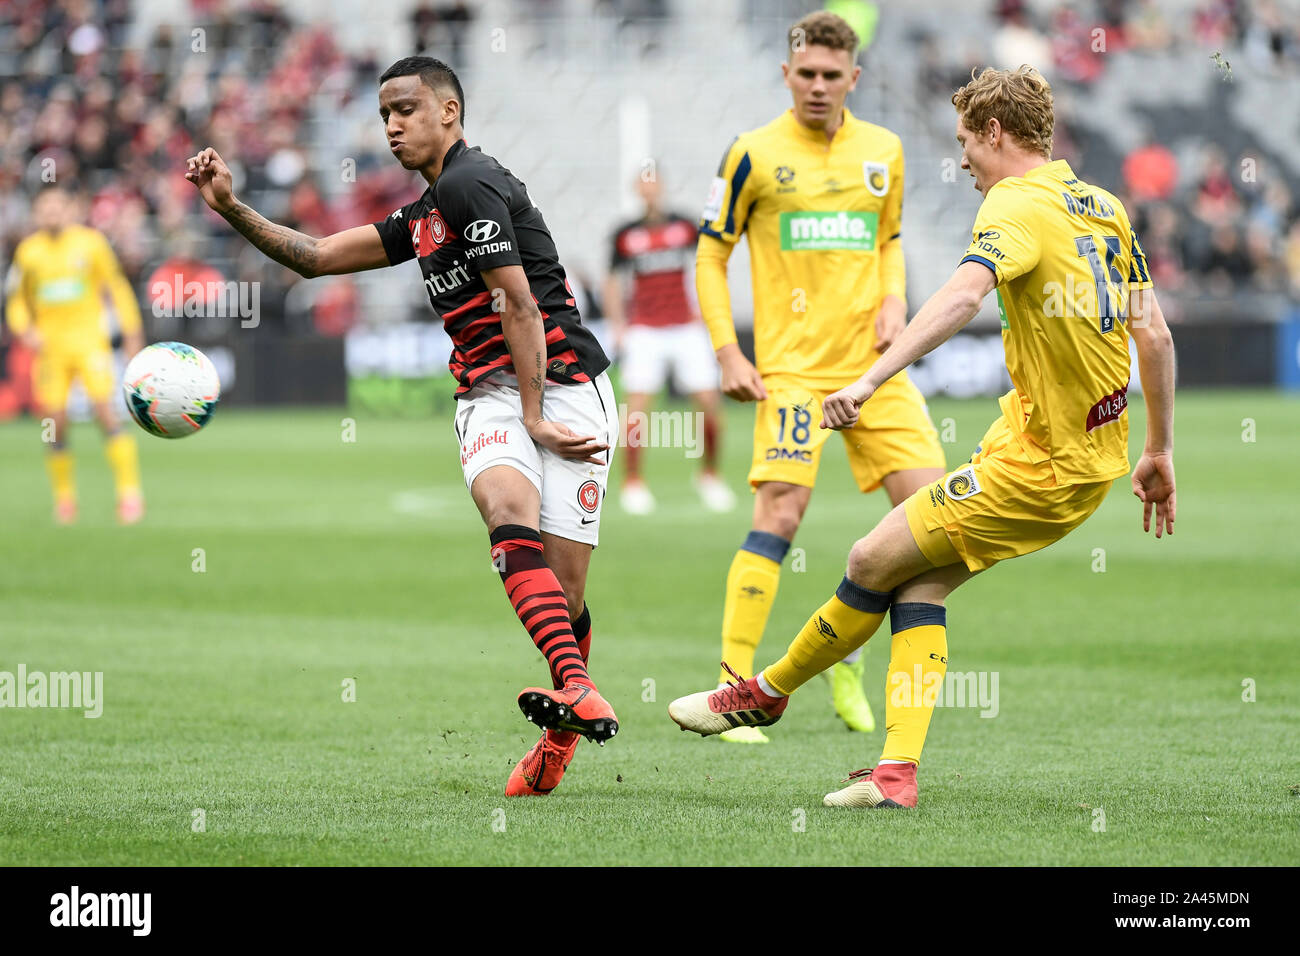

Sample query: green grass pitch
[0,389,1296,866]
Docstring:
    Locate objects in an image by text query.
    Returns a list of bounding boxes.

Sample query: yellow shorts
[904,415,1116,572]
[748,373,946,492]
[32,343,115,413]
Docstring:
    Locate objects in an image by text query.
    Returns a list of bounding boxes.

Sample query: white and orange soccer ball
[121,342,221,438]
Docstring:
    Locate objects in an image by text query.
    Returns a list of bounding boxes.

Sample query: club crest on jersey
[577,480,600,514]
[943,465,982,501]
[411,210,451,257]
[863,162,889,196]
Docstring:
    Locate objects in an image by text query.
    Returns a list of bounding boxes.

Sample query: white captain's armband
[701,177,726,221]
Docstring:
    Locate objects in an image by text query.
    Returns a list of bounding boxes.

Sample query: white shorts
[455,371,618,546]
[620,322,719,395]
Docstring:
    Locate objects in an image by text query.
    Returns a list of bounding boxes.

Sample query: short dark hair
[788,11,859,57]
[379,56,466,126]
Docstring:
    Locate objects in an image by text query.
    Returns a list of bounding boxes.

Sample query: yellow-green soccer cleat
[828,655,875,733]
[718,725,770,744]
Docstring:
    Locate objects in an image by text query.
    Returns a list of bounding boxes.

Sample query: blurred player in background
[604,168,733,515]
[186,56,619,797]
[695,11,946,742]
[671,66,1177,810]
[4,184,145,525]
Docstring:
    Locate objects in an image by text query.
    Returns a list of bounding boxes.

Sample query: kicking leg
[826,468,943,731]
[669,503,945,736]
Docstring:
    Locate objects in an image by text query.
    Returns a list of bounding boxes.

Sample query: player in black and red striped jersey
[604,171,734,516]
[185,56,619,797]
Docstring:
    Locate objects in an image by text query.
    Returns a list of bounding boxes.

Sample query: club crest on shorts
[578,480,601,513]
[863,162,889,197]
[943,465,982,501]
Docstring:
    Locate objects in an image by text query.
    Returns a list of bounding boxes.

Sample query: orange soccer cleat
[822,762,919,809]
[54,497,78,526]
[516,683,619,744]
[505,730,581,797]
[117,491,145,525]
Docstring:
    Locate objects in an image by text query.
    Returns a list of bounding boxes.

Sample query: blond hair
[788,11,859,57]
[952,66,1054,158]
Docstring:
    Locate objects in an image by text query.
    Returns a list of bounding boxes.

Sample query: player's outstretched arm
[482,264,610,465]
[822,260,994,429]
[185,147,389,278]
[1129,287,1176,537]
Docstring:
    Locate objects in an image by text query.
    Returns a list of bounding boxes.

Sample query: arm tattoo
[223,201,320,277]
[530,351,544,395]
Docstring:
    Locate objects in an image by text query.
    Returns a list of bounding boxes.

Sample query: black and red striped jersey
[609,212,697,328]
[372,139,608,397]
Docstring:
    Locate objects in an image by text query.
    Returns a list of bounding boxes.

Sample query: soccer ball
[121,342,221,439]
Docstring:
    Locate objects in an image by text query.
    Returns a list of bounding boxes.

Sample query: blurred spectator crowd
[0,0,473,336]
[918,0,1300,303]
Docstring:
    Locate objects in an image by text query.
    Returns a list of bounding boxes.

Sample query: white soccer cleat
[696,472,736,512]
[667,664,789,737]
[822,764,918,809]
[620,480,656,515]
[716,681,771,742]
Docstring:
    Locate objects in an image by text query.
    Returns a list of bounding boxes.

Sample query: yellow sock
[763,577,892,694]
[104,432,142,498]
[718,531,788,684]
[46,449,76,502]
[881,603,949,765]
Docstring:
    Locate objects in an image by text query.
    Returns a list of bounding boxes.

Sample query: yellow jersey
[698,108,906,385]
[959,160,1153,486]
[5,224,142,348]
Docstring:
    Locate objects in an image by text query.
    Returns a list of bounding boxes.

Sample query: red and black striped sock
[554,603,592,690]
[490,525,594,690]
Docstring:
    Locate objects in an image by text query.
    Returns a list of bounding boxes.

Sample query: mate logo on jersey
[779,211,878,251]
[37,277,89,303]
